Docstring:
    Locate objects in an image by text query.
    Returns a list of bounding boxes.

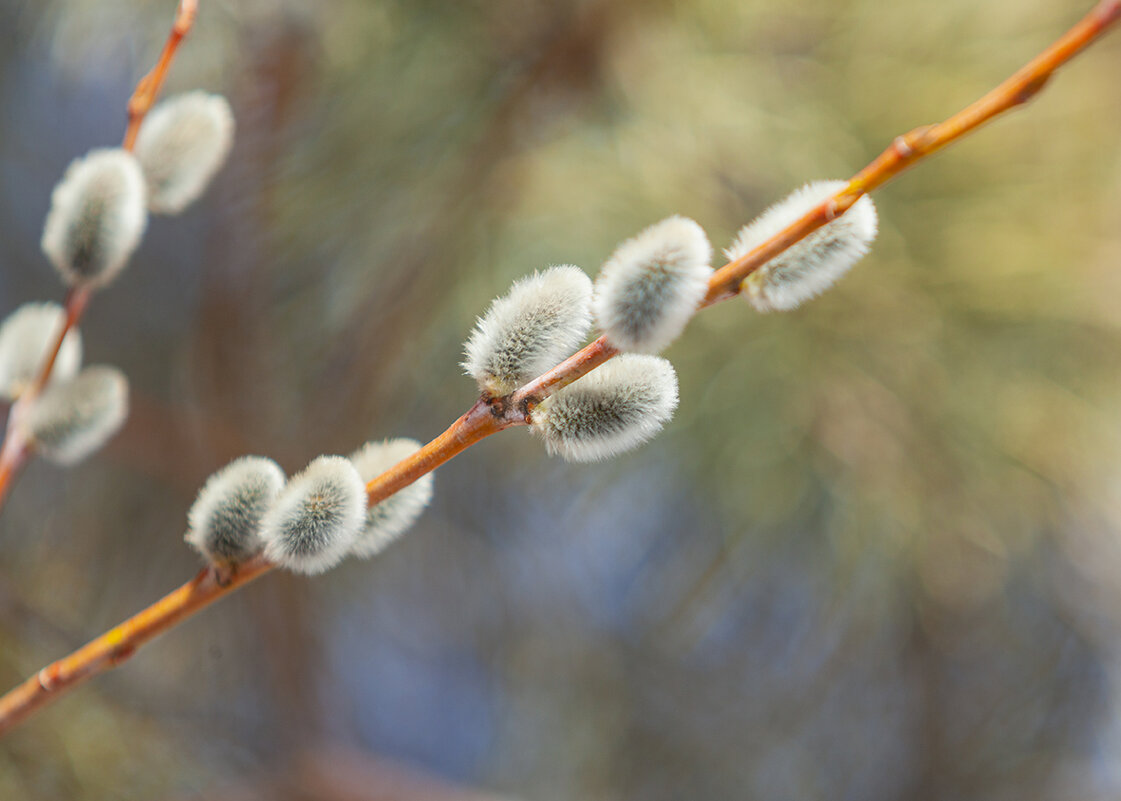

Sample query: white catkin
[349,438,434,559]
[593,215,712,353]
[24,365,128,465]
[259,455,366,575]
[185,456,286,567]
[134,91,235,214]
[41,148,148,289]
[725,180,878,312]
[529,354,679,463]
[0,303,83,401]
[463,265,593,396]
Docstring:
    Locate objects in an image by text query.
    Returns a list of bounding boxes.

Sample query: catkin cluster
[0,91,236,472]
[185,441,434,575]
[0,302,127,464]
[19,75,880,584]
[459,180,876,463]
[41,92,233,290]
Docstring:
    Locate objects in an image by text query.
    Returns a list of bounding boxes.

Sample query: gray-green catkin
[185,456,286,567]
[134,91,235,214]
[463,265,593,396]
[592,216,712,353]
[725,180,878,312]
[349,439,433,558]
[24,365,129,465]
[259,456,366,575]
[40,149,148,289]
[529,354,679,462]
[0,303,83,401]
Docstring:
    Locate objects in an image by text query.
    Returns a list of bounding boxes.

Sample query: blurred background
[2,0,1121,798]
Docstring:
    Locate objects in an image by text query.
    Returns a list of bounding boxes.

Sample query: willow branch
[122,0,198,152]
[0,560,271,737]
[519,0,1121,403]
[0,398,504,736]
[0,1,197,511]
[0,0,1117,738]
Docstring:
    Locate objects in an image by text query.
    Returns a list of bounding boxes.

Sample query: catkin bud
[592,216,712,353]
[529,354,678,462]
[726,180,878,312]
[41,149,148,289]
[134,91,235,214]
[463,265,593,396]
[259,455,366,575]
[0,303,83,401]
[23,365,128,465]
[185,456,286,567]
[349,439,434,558]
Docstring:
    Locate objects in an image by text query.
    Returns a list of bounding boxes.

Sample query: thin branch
[0,1,198,512]
[0,560,271,736]
[0,288,89,507]
[0,431,29,512]
[700,0,1121,306]
[0,399,503,736]
[0,0,1118,737]
[26,287,91,402]
[122,0,199,152]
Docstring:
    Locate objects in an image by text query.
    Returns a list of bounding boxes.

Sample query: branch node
[1013,73,1052,106]
[109,645,138,666]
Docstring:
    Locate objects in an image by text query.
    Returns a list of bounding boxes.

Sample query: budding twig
[0,0,197,511]
[0,0,1118,737]
[702,0,1121,305]
[122,0,199,152]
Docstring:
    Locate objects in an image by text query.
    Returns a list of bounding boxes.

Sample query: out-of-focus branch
[123,0,198,151]
[0,1,198,511]
[0,0,1118,738]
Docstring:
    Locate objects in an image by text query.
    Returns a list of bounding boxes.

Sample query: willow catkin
[726,180,878,312]
[134,91,235,214]
[593,216,712,353]
[0,303,83,401]
[41,149,147,289]
[463,265,593,396]
[259,456,366,575]
[23,365,129,465]
[185,456,286,567]
[529,354,679,462]
[349,439,434,558]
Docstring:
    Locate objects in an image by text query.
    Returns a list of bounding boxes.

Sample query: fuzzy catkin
[726,180,878,312]
[529,354,679,462]
[134,91,235,214]
[40,149,148,289]
[349,439,433,558]
[0,303,83,401]
[593,216,712,353]
[24,365,128,465]
[463,265,593,396]
[259,456,366,575]
[186,456,286,567]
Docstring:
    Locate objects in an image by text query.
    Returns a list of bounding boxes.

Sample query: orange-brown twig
[1,0,1118,738]
[122,0,198,152]
[0,560,270,736]
[0,432,29,512]
[0,287,90,506]
[25,287,91,402]
[0,1,198,512]
[0,398,503,736]
[698,0,1121,306]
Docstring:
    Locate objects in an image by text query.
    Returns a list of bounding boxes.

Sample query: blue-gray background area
[2,1,1121,800]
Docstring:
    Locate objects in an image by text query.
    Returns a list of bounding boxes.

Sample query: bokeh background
[2,0,1121,798]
